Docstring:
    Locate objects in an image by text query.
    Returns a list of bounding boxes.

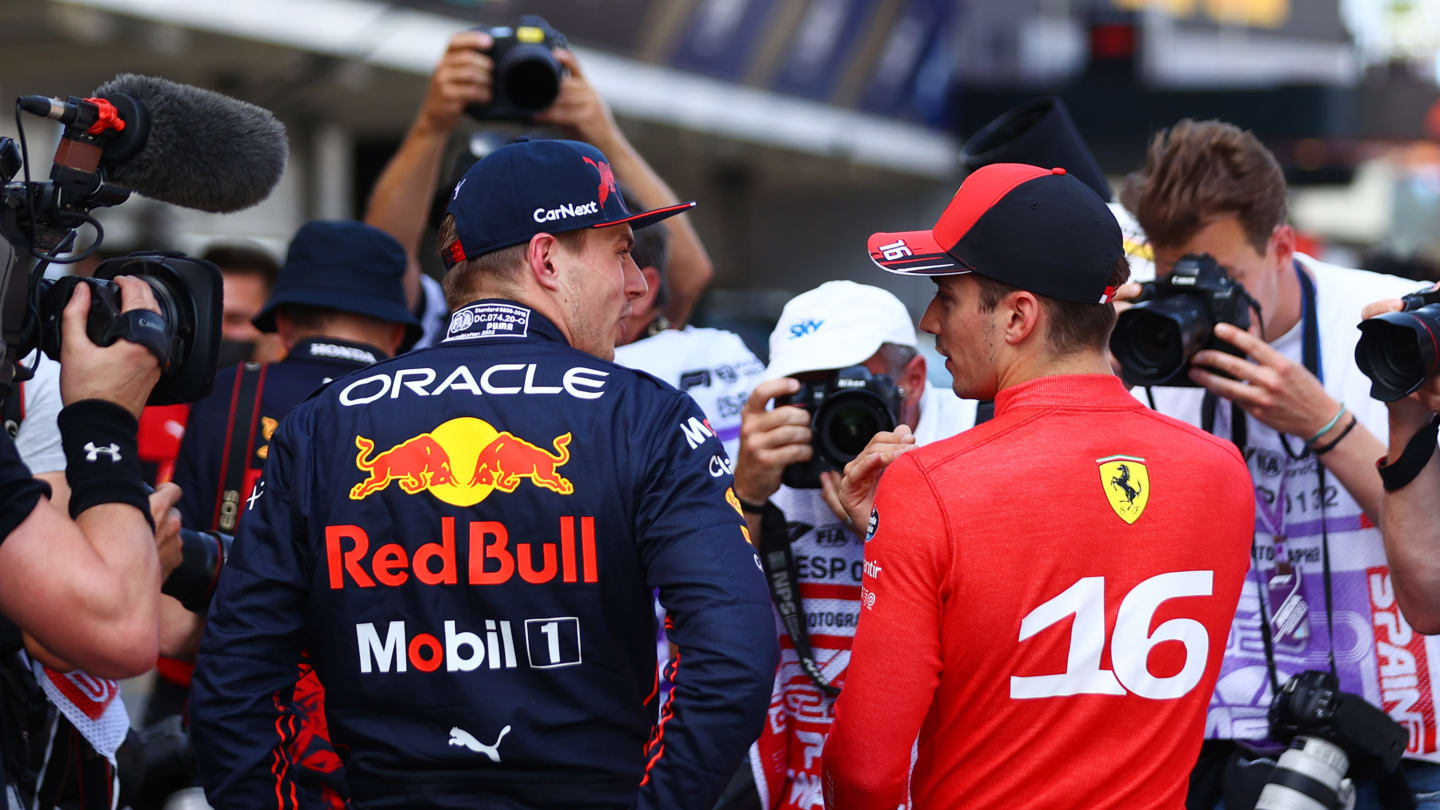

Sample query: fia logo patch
[1097,455,1149,525]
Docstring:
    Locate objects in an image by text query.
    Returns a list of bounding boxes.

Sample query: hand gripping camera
[1355,286,1440,402]
[467,15,569,121]
[1110,253,1258,387]
[775,366,902,489]
[1256,670,1409,810]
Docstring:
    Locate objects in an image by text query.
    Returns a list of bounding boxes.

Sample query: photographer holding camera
[1358,287,1440,638]
[1116,120,1439,806]
[729,280,974,809]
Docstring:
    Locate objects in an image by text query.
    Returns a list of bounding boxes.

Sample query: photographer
[365,28,715,343]
[1361,289,1440,636]
[730,280,974,809]
[1118,120,1438,805]
[0,277,170,678]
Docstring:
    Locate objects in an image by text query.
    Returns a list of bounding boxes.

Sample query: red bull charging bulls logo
[350,418,573,506]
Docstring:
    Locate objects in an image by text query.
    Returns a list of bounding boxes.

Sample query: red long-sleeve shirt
[822,374,1254,809]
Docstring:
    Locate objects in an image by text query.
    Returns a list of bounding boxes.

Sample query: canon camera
[467,15,569,121]
[1255,670,1409,810]
[1110,253,1257,387]
[776,365,901,489]
[1355,286,1440,402]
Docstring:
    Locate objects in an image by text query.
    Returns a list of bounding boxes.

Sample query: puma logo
[448,725,511,763]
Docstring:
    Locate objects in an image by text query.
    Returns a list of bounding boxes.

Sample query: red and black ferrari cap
[867,163,1123,304]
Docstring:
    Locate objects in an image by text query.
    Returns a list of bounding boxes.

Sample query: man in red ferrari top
[821,163,1256,809]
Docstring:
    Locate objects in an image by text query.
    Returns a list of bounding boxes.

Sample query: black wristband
[1378,414,1440,492]
[1311,415,1358,456]
[58,399,153,529]
[736,494,770,514]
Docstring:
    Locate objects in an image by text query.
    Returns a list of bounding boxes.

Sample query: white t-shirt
[750,384,974,809]
[1139,255,1440,761]
[613,326,766,461]
[13,352,63,475]
[411,274,450,351]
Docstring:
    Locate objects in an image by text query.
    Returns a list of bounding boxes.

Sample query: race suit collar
[993,373,1134,417]
[289,337,387,368]
[441,299,567,346]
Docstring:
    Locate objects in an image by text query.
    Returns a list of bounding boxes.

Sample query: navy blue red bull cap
[442,138,695,270]
[867,163,1123,304]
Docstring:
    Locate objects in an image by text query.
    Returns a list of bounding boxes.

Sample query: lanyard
[1199,262,1338,691]
[757,501,842,696]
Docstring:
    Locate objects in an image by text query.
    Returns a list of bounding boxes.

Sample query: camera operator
[728,280,974,810]
[1361,289,1440,636]
[1118,120,1439,805]
[820,163,1255,809]
[365,29,715,344]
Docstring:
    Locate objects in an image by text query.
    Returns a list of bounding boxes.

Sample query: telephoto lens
[1254,736,1356,810]
[1355,289,1440,402]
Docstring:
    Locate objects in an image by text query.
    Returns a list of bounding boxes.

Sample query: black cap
[253,220,422,347]
[960,98,1112,202]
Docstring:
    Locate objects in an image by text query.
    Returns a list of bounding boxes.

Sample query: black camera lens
[814,392,892,469]
[1355,305,1440,402]
[1112,296,1214,386]
[500,48,563,111]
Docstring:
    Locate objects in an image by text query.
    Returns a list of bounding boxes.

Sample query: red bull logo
[582,156,618,208]
[349,418,573,506]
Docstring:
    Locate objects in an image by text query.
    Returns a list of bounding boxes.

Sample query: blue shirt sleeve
[633,393,778,810]
[190,414,329,809]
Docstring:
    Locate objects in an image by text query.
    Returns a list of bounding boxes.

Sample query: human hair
[438,214,585,310]
[202,243,280,289]
[876,342,917,378]
[621,187,670,309]
[972,255,1132,354]
[1118,119,1288,255]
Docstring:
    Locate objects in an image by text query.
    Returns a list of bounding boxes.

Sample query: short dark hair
[973,256,1132,354]
[1119,119,1288,255]
[202,243,280,289]
[437,214,585,311]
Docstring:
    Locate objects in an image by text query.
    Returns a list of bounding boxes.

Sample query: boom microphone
[87,74,288,213]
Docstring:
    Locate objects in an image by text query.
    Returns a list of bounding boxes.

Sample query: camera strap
[1205,263,1339,691]
[212,361,267,533]
[757,501,841,697]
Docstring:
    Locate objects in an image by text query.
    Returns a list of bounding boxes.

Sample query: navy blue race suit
[190,300,778,810]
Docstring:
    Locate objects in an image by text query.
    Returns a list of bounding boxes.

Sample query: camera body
[1255,670,1409,810]
[776,365,901,489]
[1355,286,1440,402]
[34,252,223,405]
[1110,253,1254,387]
[466,15,569,121]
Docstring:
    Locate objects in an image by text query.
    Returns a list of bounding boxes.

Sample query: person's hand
[834,426,917,530]
[734,378,811,505]
[149,483,183,579]
[59,278,163,418]
[1188,322,1339,437]
[1108,281,1146,378]
[416,31,494,135]
[532,49,621,151]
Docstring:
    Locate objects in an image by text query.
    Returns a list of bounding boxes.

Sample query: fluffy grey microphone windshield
[93,74,288,213]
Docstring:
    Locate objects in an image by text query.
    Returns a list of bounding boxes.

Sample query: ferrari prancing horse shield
[1097,454,1149,524]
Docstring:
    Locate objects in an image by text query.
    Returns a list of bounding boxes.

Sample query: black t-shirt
[0,429,49,543]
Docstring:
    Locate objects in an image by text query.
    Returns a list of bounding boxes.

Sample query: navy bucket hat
[442,138,694,269]
[253,220,422,347]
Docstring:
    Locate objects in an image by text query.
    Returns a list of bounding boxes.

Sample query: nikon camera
[1110,253,1256,387]
[467,15,569,121]
[1355,286,1440,402]
[1256,670,1409,810]
[776,366,901,489]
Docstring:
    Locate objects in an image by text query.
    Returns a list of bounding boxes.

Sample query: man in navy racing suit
[190,137,778,810]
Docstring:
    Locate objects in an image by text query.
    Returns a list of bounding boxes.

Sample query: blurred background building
[4,0,1440,366]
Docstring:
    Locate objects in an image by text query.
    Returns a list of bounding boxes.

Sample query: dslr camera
[776,365,901,489]
[1256,670,1408,810]
[1110,253,1257,387]
[1355,286,1440,402]
[467,15,569,121]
